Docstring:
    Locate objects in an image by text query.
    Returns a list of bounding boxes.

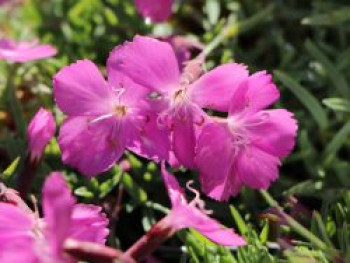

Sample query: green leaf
[205,0,221,25]
[312,211,334,248]
[99,167,122,199]
[2,157,20,180]
[259,220,269,243]
[283,180,321,196]
[322,98,350,113]
[274,70,329,129]
[305,40,350,99]
[122,173,147,204]
[189,229,216,247]
[74,186,94,199]
[324,121,350,159]
[302,7,350,26]
[230,205,248,235]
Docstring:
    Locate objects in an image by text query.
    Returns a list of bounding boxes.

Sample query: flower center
[227,112,270,155]
[173,88,187,104]
[227,116,250,155]
[186,181,213,215]
[114,105,127,117]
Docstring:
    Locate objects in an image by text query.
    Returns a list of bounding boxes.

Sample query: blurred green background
[1,0,350,262]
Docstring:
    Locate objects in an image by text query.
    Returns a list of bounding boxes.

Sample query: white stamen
[186,180,213,215]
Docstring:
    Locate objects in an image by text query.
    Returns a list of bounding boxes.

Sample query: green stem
[5,64,26,137]
[202,4,275,57]
[260,190,339,257]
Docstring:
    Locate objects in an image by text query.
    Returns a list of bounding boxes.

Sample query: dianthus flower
[125,164,245,261]
[54,59,170,177]
[108,36,248,168]
[0,172,109,262]
[0,38,57,63]
[195,72,298,200]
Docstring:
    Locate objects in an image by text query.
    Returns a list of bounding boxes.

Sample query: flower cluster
[54,35,297,201]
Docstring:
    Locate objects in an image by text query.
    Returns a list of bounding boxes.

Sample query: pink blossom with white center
[0,172,109,262]
[54,59,170,177]
[0,38,57,63]
[195,71,298,201]
[27,108,56,162]
[107,36,249,169]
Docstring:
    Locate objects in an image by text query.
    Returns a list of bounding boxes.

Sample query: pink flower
[108,36,249,169]
[134,0,173,23]
[195,71,298,201]
[0,38,57,63]
[27,107,56,162]
[0,172,109,262]
[54,59,169,177]
[161,163,246,246]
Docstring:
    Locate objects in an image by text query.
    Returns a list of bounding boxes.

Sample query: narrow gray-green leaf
[305,40,350,99]
[322,98,350,113]
[205,0,220,25]
[302,7,350,26]
[230,205,248,235]
[274,70,329,129]
[324,121,350,158]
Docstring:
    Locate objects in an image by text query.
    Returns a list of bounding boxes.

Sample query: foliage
[1,0,350,262]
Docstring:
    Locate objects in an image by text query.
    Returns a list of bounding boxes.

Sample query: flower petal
[172,114,196,169]
[27,108,56,161]
[161,166,246,247]
[161,162,185,207]
[107,36,180,94]
[228,71,280,115]
[245,71,280,111]
[53,59,114,116]
[249,109,298,157]
[43,172,75,257]
[127,114,171,162]
[0,38,57,63]
[69,204,109,244]
[58,116,125,177]
[0,203,33,241]
[0,239,38,263]
[191,63,249,112]
[236,146,280,190]
[195,122,242,201]
[134,0,173,23]
[182,208,246,247]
